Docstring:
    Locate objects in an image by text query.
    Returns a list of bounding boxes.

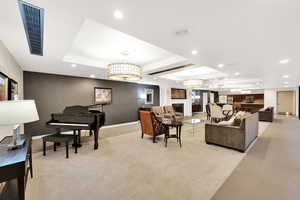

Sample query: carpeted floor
[20,116,270,200]
[211,115,300,200]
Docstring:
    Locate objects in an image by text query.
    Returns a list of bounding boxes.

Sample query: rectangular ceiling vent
[18,0,44,56]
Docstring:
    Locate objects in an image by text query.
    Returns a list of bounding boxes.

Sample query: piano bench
[42,134,77,159]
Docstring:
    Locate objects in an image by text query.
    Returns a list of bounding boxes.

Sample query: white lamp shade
[0,100,39,125]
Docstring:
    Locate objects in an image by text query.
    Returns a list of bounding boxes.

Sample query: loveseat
[259,107,274,122]
[205,112,258,152]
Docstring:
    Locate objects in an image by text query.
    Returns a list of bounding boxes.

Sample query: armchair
[163,105,184,121]
[151,106,166,120]
[139,111,169,143]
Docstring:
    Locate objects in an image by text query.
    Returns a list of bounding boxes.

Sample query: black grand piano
[46,105,105,150]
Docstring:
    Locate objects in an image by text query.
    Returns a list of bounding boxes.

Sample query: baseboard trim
[102,121,139,129]
[32,121,139,140]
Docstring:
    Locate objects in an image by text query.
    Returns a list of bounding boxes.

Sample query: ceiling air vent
[175,29,189,36]
[18,0,44,56]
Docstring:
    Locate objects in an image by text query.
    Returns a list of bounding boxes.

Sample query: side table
[162,121,183,147]
[0,136,32,200]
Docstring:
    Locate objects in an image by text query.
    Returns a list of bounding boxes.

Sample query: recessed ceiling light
[284,82,289,84]
[71,64,77,67]
[284,85,289,88]
[282,75,289,78]
[153,77,158,80]
[191,50,198,55]
[234,72,240,76]
[218,64,224,68]
[90,75,95,78]
[279,59,289,64]
[114,10,123,19]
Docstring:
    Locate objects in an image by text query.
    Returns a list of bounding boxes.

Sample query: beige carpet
[25,119,270,200]
[211,115,300,200]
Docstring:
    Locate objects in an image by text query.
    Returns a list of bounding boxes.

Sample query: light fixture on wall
[108,51,143,81]
[182,79,203,88]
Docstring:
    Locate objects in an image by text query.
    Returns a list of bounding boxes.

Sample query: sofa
[151,105,184,121]
[205,112,258,152]
[259,107,274,122]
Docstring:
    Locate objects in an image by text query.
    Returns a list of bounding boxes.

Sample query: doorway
[192,90,202,113]
[277,91,295,115]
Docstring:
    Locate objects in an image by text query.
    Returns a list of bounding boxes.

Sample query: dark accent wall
[24,71,159,136]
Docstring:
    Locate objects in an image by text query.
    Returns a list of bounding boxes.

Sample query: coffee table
[184,118,205,135]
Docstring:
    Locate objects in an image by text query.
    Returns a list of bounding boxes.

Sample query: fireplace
[172,103,184,114]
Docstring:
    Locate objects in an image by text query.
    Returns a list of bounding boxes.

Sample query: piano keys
[46,105,105,150]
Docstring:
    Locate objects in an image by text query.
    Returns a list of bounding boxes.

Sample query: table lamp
[0,100,39,150]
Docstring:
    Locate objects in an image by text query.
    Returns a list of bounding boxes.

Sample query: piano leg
[72,130,82,148]
[94,127,99,150]
[78,130,81,145]
[74,134,78,154]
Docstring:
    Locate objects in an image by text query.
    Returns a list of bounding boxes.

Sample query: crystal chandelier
[182,79,204,88]
[108,63,143,81]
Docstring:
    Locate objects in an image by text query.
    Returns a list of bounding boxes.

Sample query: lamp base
[7,138,25,150]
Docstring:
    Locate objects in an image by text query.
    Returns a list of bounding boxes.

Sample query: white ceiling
[63,19,186,71]
[1,0,300,89]
[158,66,227,81]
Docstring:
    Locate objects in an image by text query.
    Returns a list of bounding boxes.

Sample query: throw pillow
[218,115,236,126]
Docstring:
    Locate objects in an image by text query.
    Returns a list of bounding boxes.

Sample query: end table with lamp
[0,100,39,200]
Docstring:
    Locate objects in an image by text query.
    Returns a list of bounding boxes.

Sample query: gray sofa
[205,112,258,152]
[259,107,274,122]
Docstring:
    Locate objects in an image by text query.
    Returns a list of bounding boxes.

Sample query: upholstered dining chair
[222,104,234,120]
[206,104,211,120]
[139,111,169,143]
[209,104,225,123]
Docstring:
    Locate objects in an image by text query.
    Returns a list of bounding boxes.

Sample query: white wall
[0,41,23,140]
[264,88,299,116]
[296,87,299,117]
[264,89,277,112]
[158,81,192,116]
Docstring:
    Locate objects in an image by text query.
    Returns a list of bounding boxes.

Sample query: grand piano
[46,105,105,150]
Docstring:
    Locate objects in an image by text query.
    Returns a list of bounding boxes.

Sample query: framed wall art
[8,78,18,100]
[94,87,112,105]
[144,88,154,104]
[0,72,9,101]
[171,88,187,99]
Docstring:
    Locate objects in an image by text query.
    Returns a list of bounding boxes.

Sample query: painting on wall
[8,79,18,100]
[94,88,112,105]
[144,88,154,104]
[0,72,9,101]
[171,88,187,99]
